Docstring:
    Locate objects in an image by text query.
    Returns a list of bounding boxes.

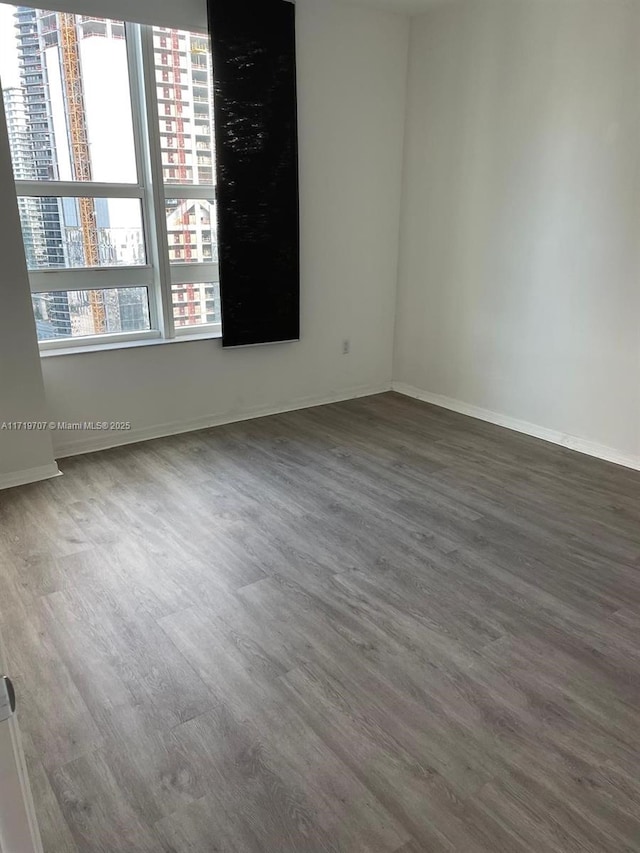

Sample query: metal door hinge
[0,675,16,721]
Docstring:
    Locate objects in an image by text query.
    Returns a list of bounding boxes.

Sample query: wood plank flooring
[1,392,639,852]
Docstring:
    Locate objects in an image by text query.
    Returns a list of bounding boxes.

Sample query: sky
[0,5,20,88]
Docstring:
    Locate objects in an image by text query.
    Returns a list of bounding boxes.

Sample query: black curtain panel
[208,0,300,348]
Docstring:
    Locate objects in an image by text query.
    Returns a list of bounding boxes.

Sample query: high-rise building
[3,85,44,269]
[3,85,33,181]
[11,6,71,336]
[14,6,59,183]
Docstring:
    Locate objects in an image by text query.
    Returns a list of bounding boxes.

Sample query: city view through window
[0,5,220,343]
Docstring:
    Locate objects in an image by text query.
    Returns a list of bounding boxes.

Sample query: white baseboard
[54,383,393,458]
[392,382,640,473]
[0,462,62,491]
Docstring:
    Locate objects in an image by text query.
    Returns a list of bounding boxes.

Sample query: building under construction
[153,24,219,327]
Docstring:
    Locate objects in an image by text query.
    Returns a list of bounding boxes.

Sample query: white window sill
[39,329,222,358]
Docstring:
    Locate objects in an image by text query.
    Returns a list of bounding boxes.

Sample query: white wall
[394,0,640,465]
[9,0,639,471]
[0,95,58,488]
[41,0,409,457]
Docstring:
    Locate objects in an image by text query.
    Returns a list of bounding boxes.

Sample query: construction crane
[58,12,106,333]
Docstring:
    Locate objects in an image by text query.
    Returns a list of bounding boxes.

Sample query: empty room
[0,0,638,850]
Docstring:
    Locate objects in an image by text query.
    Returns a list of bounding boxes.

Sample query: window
[0,5,220,348]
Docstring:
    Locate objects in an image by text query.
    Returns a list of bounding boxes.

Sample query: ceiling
[330,0,449,13]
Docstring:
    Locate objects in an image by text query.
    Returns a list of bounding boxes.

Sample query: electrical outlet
[342,339,350,355]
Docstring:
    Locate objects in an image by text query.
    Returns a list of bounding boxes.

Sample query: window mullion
[130,23,175,339]
[15,181,144,199]
[163,184,215,201]
[29,267,153,293]
[169,263,219,285]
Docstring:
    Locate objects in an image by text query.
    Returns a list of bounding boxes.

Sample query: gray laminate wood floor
[1,392,639,852]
